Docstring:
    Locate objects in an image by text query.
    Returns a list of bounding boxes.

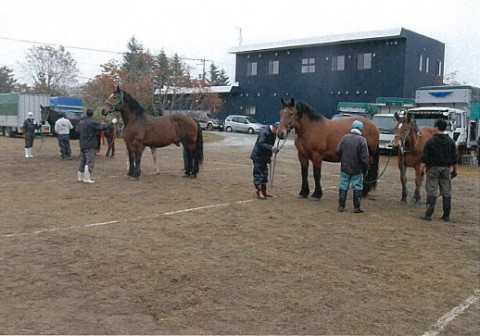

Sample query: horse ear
[114,85,120,93]
[406,112,412,123]
[290,97,295,106]
[394,112,399,121]
[281,98,286,106]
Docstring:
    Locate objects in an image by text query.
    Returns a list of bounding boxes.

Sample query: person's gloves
[272,147,279,154]
[112,118,118,124]
[450,171,457,179]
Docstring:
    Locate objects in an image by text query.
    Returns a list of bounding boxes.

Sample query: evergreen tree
[0,66,16,93]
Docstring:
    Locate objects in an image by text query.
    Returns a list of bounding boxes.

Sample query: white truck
[0,93,51,137]
[415,85,480,154]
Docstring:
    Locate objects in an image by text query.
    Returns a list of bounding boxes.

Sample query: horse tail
[364,144,380,196]
[195,120,204,166]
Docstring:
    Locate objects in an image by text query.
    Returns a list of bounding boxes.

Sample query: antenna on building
[236,27,243,46]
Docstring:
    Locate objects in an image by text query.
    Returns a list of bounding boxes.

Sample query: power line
[0,36,123,55]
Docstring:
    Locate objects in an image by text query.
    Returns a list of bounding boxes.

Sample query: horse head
[277,97,298,139]
[393,110,416,150]
[40,105,50,125]
[101,85,124,116]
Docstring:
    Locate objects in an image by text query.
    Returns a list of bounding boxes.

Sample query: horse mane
[121,89,146,117]
[295,100,325,121]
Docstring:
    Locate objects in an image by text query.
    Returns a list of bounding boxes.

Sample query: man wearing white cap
[23,112,42,158]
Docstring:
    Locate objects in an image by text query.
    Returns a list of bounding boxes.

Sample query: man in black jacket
[250,122,279,199]
[77,109,117,183]
[419,119,458,221]
[336,120,370,213]
[23,112,42,158]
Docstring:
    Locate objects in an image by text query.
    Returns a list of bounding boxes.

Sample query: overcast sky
[1,0,479,86]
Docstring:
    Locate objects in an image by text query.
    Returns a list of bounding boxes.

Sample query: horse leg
[413,166,423,204]
[132,150,142,179]
[311,163,323,200]
[299,156,310,198]
[150,147,159,174]
[399,166,408,202]
[127,150,135,177]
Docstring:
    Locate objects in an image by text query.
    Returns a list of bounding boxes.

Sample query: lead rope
[269,131,291,188]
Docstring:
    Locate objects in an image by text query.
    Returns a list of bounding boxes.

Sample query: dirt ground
[0,133,479,335]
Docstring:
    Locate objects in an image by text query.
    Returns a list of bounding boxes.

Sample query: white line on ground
[422,289,480,336]
[2,200,254,239]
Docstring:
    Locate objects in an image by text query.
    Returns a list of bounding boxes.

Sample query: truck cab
[406,107,467,147]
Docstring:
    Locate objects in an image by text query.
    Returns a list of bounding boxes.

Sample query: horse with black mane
[101,85,203,179]
[40,105,81,140]
[277,97,380,199]
[41,105,116,156]
[392,110,434,204]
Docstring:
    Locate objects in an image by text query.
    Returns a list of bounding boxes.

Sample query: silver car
[224,115,266,134]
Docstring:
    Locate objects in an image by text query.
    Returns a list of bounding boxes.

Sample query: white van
[372,113,396,152]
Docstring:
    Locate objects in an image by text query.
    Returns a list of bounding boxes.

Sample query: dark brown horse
[392,111,435,204]
[40,105,82,140]
[277,97,380,199]
[101,86,203,179]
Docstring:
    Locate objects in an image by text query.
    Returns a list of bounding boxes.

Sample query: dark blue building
[224,28,445,123]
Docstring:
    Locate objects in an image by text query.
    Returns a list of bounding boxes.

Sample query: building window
[436,60,442,76]
[419,55,423,72]
[267,60,279,75]
[356,53,372,70]
[247,62,257,76]
[425,57,430,73]
[331,55,345,71]
[301,58,315,73]
[245,105,256,115]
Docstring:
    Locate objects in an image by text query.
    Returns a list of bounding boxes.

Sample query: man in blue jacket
[250,122,280,199]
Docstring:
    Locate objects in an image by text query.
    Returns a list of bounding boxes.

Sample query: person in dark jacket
[250,122,280,199]
[77,109,117,183]
[336,120,370,213]
[23,112,42,158]
[419,119,458,221]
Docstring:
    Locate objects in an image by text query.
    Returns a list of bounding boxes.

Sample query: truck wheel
[4,127,12,137]
[207,124,214,131]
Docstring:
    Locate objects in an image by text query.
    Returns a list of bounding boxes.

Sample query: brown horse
[101,86,203,179]
[277,97,380,199]
[392,111,435,204]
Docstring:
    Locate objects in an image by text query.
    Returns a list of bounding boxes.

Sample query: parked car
[371,113,397,153]
[224,115,266,134]
[195,112,224,131]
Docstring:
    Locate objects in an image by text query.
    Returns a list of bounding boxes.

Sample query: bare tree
[21,45,79,95]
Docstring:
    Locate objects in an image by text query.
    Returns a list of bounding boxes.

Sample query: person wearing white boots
[23,112,42,158]
[77,108,117,183]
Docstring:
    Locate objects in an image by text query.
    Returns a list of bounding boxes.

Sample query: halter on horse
[277,97,380,199]
[101,86,203,179]
[392,111,435,204]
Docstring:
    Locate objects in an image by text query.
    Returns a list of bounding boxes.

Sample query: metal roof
[229,28,410,54]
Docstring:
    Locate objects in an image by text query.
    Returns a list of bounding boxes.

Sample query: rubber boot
[353,190,364,213]
[255,185,266,200]
[83,165,95,184]
[25,148,29,158]
[441,196,451,221]
[77,171,84,182]
[421,196,436,221]
[337,189,347,212]
[28,147,34,157]
[261,184,273,198]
